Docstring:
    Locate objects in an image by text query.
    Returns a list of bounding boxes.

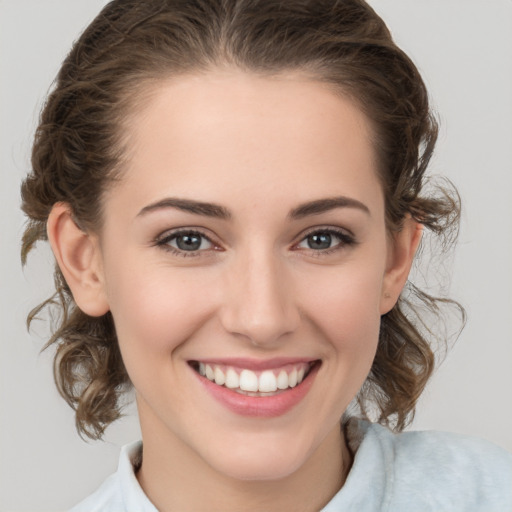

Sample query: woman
[19,0,512,510]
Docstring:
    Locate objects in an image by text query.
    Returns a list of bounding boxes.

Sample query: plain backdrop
[1,1,511,510]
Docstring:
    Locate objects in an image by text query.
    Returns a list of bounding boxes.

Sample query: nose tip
[224,299,299,347]
[219,256,300,347]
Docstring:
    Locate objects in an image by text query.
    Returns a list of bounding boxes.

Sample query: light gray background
[1,1,511,510]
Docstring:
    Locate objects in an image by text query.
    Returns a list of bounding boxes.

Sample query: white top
[70,420,512,511]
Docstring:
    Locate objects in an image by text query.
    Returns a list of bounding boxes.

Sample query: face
[94,70,405,481]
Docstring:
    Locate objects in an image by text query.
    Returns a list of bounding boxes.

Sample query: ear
[380,216,423,315]
[47,203,109,317]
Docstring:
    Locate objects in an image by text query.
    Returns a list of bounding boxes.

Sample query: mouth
[188,359,321,397]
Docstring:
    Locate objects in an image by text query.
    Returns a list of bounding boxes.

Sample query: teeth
[259,370,277,392]
[277,370,289,390]
[225,368,239,389]
[239,369,259,392]
[197,362,311,393]
[214,366,225,385]
[289,368,298,387]
[205,364,214,381]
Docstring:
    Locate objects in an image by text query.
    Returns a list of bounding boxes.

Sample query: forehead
[110,70,383,218]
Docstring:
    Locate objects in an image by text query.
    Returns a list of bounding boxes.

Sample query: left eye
[162,231,213,252]
[297,230,351,251]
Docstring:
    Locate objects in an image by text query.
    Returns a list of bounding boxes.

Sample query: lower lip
[194,363,320,418]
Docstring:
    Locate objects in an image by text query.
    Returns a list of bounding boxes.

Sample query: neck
[136,408,351,512]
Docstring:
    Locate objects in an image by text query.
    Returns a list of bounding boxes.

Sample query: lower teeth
[233,388,284,397]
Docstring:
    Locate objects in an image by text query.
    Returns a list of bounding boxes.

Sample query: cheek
[105,261,216,356]
[298,257,385,355]
[293,258,385,419]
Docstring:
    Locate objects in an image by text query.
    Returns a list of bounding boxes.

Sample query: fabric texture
[69,420,512,512]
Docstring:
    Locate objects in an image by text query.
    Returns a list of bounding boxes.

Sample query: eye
[156,229,215,255]
[296,228,355,253]
[302,232,335,250]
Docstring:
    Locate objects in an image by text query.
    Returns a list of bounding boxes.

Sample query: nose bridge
[220,242,299,346]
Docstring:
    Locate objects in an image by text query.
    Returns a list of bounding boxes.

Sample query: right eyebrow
[137,197,232,220]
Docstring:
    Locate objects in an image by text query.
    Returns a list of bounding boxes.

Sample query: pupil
[308,233,332,250]
[177,234,201,251]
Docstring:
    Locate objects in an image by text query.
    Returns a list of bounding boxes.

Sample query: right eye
[156,230,215,256]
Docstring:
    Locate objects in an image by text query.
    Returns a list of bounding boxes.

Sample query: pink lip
[192,361,320,418]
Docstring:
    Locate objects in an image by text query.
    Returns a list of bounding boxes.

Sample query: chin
[203,434,316,482]
[214,456,304,482]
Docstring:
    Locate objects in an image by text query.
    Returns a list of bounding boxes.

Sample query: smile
[195,361,312,395]
[189,359,321,416]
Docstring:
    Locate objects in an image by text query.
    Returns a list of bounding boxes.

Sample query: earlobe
[380,217,423,315]
[47,203,109,317]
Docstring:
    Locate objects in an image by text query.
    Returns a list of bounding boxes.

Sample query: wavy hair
[21,0,463,439]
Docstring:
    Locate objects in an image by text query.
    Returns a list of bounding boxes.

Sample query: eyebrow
[288,196,370,219]
[137,195,370,220]
[138,198,232,220]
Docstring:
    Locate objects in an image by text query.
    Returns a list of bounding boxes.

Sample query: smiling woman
[18,1,512,511]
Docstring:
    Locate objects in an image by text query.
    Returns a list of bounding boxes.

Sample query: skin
[48,70,421,512]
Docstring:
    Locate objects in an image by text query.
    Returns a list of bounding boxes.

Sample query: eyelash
[296,227,357,256]
[154,229,218,258]
[154,227,356,258]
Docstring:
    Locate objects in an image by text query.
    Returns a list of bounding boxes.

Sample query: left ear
[380,216,423,315]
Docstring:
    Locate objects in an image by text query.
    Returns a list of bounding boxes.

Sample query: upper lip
[189,357,319,371]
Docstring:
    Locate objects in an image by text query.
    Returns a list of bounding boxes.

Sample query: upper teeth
[198,363,309,393]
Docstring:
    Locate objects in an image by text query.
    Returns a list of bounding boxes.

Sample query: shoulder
[362,421,512,511]
[69,441,157,512]
[69,472,122,512]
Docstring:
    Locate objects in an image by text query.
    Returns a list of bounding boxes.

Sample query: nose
[219,247,300,347]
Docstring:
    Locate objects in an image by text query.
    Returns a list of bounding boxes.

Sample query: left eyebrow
[289,196,371,219]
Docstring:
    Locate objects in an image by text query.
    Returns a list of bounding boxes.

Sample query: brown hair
[21,0,463,439]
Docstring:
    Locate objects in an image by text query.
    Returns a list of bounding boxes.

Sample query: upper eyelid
[155,227,216,243]
[292,226,357,251]
[294,225,355,241]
